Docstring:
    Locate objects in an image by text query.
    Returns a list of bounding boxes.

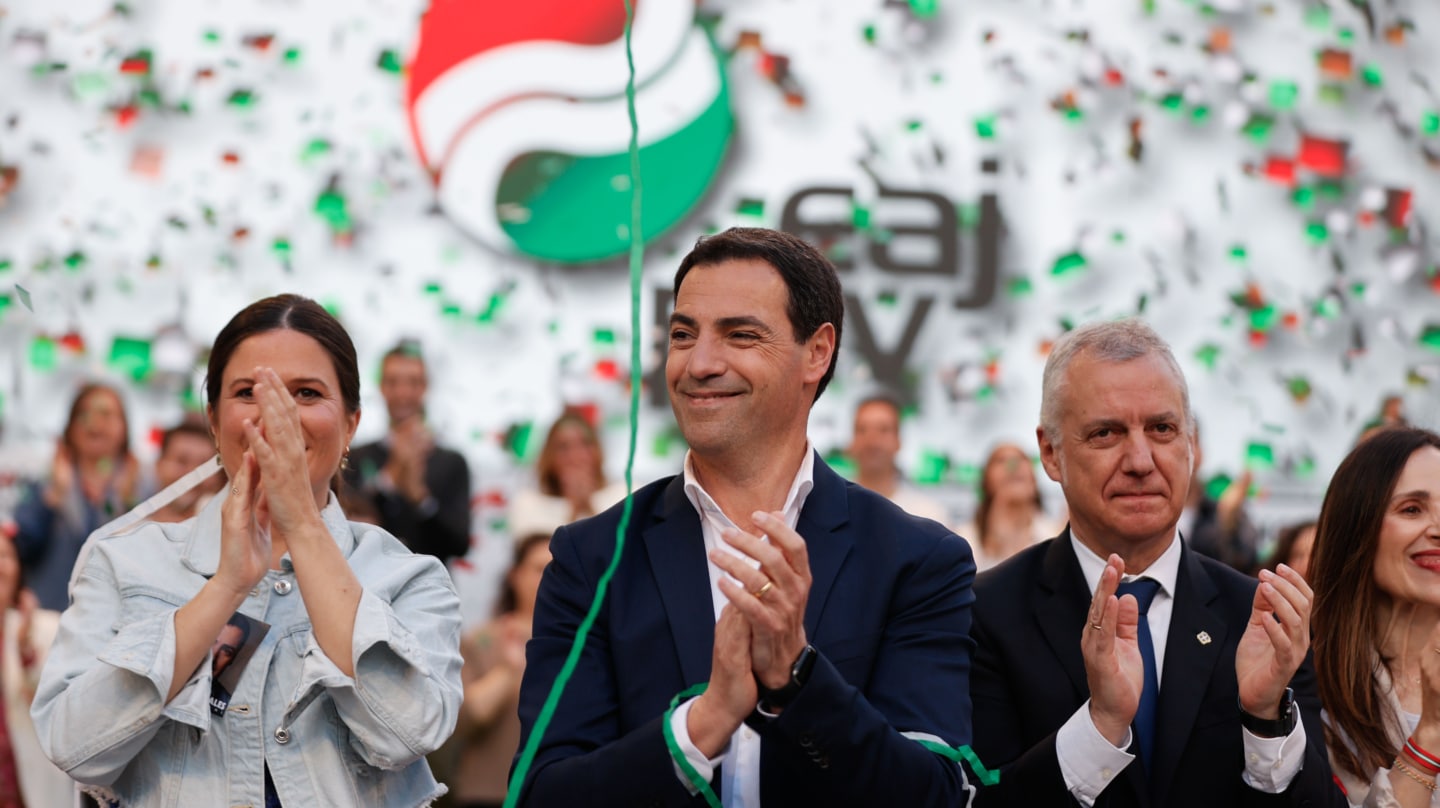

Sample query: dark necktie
[1116,577,1161,769]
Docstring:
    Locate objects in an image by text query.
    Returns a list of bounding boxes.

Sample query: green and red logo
[407,1,733,263]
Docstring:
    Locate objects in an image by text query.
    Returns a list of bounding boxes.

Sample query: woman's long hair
[536,411,606,498]
[1312,426,1440,780]
[973,443,1043,553]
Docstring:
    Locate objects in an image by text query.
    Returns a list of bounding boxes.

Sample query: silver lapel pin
[1196,631,1213,646]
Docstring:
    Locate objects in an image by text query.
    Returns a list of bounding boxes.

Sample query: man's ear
[802,323,836,386]
[1037,425,1063,484]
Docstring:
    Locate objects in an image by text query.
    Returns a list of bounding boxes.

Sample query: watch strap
[1239,687,1296,738]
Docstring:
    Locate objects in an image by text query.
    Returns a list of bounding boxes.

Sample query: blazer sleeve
[513,523,703,808]
[969,597,1077,807]
[753,527,977,805]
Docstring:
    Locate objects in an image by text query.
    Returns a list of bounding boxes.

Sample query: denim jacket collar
[181,488,355,577]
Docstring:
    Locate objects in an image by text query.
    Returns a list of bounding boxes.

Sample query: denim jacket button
[274,727,291,744]
[274,580,293,596]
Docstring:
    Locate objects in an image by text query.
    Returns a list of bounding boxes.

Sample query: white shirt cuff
[1056,700,1136,807]
[668,698,728,794]
[1240,704,1307,793]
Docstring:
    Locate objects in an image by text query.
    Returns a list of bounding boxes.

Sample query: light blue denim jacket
[31,490,464,807]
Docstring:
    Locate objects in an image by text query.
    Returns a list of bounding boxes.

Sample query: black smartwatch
[757,645,818,712]
[1239,687,1296,738]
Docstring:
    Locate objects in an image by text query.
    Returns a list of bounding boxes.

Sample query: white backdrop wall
[1,0,1437,624]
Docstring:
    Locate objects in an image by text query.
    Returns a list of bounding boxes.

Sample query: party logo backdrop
[406,0,733,263]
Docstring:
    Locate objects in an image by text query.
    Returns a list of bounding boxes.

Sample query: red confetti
[1104,68,1124,86]
[1384,189,1413,229]
[58,332,85,352]
[1297,134,1347,177]
[114,105,139,128]
[1282,312,1300,330]
[1263,156,1296,186]
[221,151,241,165]
[119,57,150,75]
[242,33,276,51]
[1248,330,1268,348]
[593,359,619,380]
[147,427,165,447]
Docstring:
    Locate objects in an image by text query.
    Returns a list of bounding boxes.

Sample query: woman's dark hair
[673,227,844,402]
[1265,519,1316,573]
[497,532,553,615]
[205,294,360,415]
[62,383,131,460]
[1312,427,1440,781]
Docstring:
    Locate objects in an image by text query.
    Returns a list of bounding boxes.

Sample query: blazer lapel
[641,477,717,688]
[796,457,854,637]
[1034,531,1092,698]
[1149,544,1226,806]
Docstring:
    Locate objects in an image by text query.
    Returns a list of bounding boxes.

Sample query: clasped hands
[688,511,812,757]
[1083,553,1312,747]
[215,367,327,599]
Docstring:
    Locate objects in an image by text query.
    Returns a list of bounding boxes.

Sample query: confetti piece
[1423,112,1440,136]
[1298,134,1347,176]
[226,89,256,108]
[1007,277,1033,296]
[1269,81,1299,110]
[377,49,402,74]
[29,336,57,371]
[975,115,997,139]
[1420,325,1440,354]
[15,285,32,312]
[1285,375,1313,403]
[108,337,152,381]
[735,198,764,218]
[1051,251,1087,277]
[1245,442,1276,469]
[1317,48,1352,80]
[916,450,949,484]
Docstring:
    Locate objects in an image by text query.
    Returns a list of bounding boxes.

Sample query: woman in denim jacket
[32,294,464,807]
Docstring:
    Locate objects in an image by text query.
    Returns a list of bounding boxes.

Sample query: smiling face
[666,259,834,463]
[850,400,901,478]
[1372,446,1440,607]
[208,329,359,505]
[67,387,127,463]
[379,354,427,424]
[985,443,1038,504]
[1038,351,1194,562]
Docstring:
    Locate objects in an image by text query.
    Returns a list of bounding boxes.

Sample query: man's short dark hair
[673,227,844,402]
[382,339,427,369]
[855,393,903,423]
[160,416,211,456]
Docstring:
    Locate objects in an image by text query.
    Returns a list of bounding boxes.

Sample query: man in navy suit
[969,319,1345,807]
[515,228,977,807]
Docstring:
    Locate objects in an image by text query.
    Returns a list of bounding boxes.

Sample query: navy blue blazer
[515,455,977,807]
[969,531,1346,808]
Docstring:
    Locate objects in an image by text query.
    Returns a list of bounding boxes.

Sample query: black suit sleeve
[514,523,705,808]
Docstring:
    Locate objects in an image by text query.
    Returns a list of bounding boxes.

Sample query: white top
[667,446,817,808]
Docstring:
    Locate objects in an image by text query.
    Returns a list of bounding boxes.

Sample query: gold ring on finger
[1090,622,1104,631]
[751,580,774,600]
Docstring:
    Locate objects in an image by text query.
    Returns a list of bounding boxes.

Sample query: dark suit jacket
[343,440,471,565]
[969,531,1345,808]
[515,455,977,807]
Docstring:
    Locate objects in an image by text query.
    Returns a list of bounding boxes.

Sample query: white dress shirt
[1055,531,1307,806]
[666,446,817,808]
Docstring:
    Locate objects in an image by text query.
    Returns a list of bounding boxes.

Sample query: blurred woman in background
[1311,427,1440,805]
[961,442,1063,571]
[437,531,552,808]
[14,383,146,611]
[1266,519,1317,582]
[508,411,624,540]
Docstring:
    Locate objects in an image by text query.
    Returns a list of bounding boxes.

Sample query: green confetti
[1229,244,1247,262]
[271,237,291,259]
[282,47,302,65]
[852,205,871,229]
[1007,277,1033,296]
[1269,81,1299,110]
[1419,325,1440,354]
[29,336,57,371]
[1051,251,1087,277]
[1286,376,1312,401]
[1250,304,1279,331]
[916,451,949,485]
[735,198,764,218]
[1304,221,1328,245]
[953,463,981,487]
[1421,111,1439,136]
[905,119,923,132]
[203,29,221,44]
[439,301,463,318]
[1294,454,1317,479]
[71,72,108,99]
[877,290,898,307]
[1318,83,1345,104]
[907,0,940,18]
[63,251,86,271]
[1159,93,1184,114]
[1360,63,1383,87]
[313,189,352,233]
[476,293,505,324]
[957,203,981,229]
[1111,230,1125,243]
[1190,105,1210,123]
[506,421,534,459]
[1241,114,1273,144]
[1313,296,1341,319]
[1204,473,1232,501]
[376,49,402,74]
[300,138,332,162]
[1245,442,1275,470]
[1194,343,1221,370]
[423,281,443,294]
[862,23,877,44]
[1350,282,1366,299]
[593,328,616,345]
[974,115,997,139]
[1337,27,1354,44]
[0,259,9,272]
[107,336,152,381]
[227,89,256,108]
[1292,186,1315,211]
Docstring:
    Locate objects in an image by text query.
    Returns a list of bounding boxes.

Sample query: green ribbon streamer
[662,683,723,808]
[502,0,645,803]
